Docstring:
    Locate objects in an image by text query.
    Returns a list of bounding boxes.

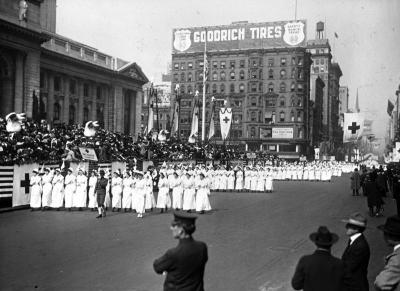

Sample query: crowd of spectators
[0,119,279,165]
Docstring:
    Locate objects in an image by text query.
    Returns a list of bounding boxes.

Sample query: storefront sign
[272,128,293,139]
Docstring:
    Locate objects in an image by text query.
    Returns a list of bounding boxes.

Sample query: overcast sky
[56,0,400,138]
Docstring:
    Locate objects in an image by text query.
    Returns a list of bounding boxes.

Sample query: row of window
[175,82,305,95]
[173,56,304,71]
[173,67,305,83]
[40,74,103,99]
[52,102,104,125]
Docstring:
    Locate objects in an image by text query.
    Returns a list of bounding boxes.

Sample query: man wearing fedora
[341,212,370,291]
[153,211,208,291]
[374,215,400,291]
[291,226,344,291]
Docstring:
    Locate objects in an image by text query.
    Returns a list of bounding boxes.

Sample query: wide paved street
[0,174,394,291]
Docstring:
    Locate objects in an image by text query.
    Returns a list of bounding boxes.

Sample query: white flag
[219,108,232,140]
[343,113,364,142]
[189,103,199,140]
[147,102,154,134]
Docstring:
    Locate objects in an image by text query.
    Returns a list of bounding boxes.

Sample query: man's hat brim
[309,232,339,246]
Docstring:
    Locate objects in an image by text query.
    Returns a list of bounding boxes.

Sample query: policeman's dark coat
[291,249,345,291]
[341,234,371,291]
[153,237,208,291]
[365,180,383,208]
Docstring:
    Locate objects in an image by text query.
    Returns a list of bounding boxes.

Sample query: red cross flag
[343,113,364,142]
[219,107,232,140]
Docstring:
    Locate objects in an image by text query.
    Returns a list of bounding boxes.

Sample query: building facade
[0,0,148,136]
[339,86,349,124]
[171,20,313,158]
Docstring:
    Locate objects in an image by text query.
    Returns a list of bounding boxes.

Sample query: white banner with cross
[219,108,232,140]
[13,163,39,207]
[343,113,364,143]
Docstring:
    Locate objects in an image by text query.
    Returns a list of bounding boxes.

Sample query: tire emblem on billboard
[283,21,305,46]
[173,30,192,52]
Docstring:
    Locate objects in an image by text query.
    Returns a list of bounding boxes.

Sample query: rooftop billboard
[172,20,307,54]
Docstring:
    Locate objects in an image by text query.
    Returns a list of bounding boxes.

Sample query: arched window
[291,68,295,79]
[297,111,302,122]
[198,72,203,81]
[297,98,302,107]
[54,102,60,121]
[220,71,226,81]
[280,97,285,107]
[220,83,225,93]
[268,83,274,92]
[290,110,295,121]
[212,84,217,94]
[239,70,245,80]
[268,69,274,79]
[298,128,303,138]
[230,83,235,93]
[180,72,185,82]
[230,71,235,80]
[280,82,286,93]
[297,83,304,92]
[180,85,185,94]
[83,107,89,123]
[188,72,193,82]
[279,111,285,122]
[259,82,263,92]
[69,105,75,124]
[187,85,193,94]
[291,82,296,92]
[239,83,245,93]
[97,106,104,127]
[250,127,256,138]
[280,69,286,78]
[251,97,257,106]
[212,72,218,81]
[291,98,295,107]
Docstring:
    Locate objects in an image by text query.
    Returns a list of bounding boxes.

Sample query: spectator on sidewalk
[351,168,361,196]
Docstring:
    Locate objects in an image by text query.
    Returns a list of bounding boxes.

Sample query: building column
[128,90,135,136]
[47,73,54,122]
[135,90,143,139]
[24,50,41,118]
[78,80,84,124]
[91,83,97,120]
[112,85,123,132]
[103,86,109,130]
[276,144,280,152]
[14,52,24,113]
[63,77,70,124]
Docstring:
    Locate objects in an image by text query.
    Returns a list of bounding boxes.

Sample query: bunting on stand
[146,102,154,134]
[171,84,180,134]
[189,91,200,142]
[219,107,232,141]
[208,97,215,140]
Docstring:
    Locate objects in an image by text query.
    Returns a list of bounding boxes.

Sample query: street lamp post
[396,85,400,141]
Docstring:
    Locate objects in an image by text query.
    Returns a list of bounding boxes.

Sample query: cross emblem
[223,117,230,123]
[20,173,30,194]
[348,122,360,134]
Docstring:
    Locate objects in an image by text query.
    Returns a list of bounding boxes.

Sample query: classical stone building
[0,0,148,136]
[171,20,312,158]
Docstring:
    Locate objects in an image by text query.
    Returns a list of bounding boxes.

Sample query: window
[173,73,179,82]
[280,98,285,107]
[188,72,193,82]
[297,83,304,92]
[230,71,235,80]
[239,84,245,93]
[83,107,89,123]
[268,58,274,67]
[291,68,295,79]
[230,83,235,93]
[252,59,258,67]
[220,84,225,93]
[298,128,303,138]
[291,57,296,65]
[297,111,302,122]
[250,127,256,138]
[279,82,286,92]
[290,83,296,92]
[280,69,286,78]
[297,57,303,66]
[174,63,179,70]
[233,114,242,124]
[97,106,104,127]
[279,111,285,122]
[213,61,218,69]
[320,67,325,73]
[54,103,60,120]
[272,111,276,123]
[315,59,320,65]
[69,105,75,124]
[240,60,245,68]
[251,111,257,122]
[188,62,193,69]
[251,70,257,79]
[180,63,185,70]
[280,58,286,66]
[251,97,257,106]
[188,85,193,94]
[266,99,275,107]
[220,71,226,80]
[313,66,319,73]
[212,72,218,81]
[239,70,245,80]
[297,98,302,107]
[251,83,257,92]
[297,69,303,80]
[40,73,45,88]
[268,69,274,79]
[234,100,242,107]
[320,59,324,65]
[69,80,76,95]
[181,72,185,82]
[54,76,61,92]
[84,83,89,97]
[268,83,274,92]
[198,72,203,81]
[220,61,226,69]
[180,85,185,94]
[96,86,101,99]
[291,98,295,106]
[199,61,204,68]
[259,82,263,92]
[230,61,235,69]
[290,111,295,121]
[212,84,217,94]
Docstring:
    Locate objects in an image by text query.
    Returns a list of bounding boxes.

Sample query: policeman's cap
[172,211,197,227]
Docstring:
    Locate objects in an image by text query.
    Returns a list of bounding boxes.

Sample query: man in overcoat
[153,211,208,291]
[291,226,344,291]
[351,168,361,196]
[341,212,370,291]
[374,215,400,291]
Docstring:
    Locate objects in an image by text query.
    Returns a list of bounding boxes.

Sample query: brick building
[171,20,312,158]
[0,0,148,136]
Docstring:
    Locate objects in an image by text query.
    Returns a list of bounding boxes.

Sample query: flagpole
[201,30,207,143]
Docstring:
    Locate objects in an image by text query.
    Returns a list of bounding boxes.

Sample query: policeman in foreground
[153,211,208,291]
